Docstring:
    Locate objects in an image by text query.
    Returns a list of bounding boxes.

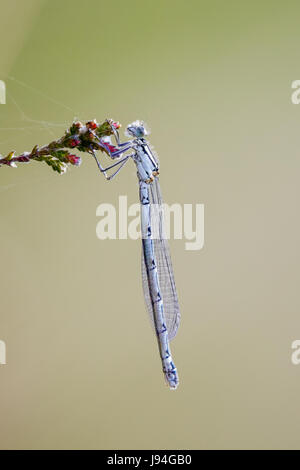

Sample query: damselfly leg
[89,148,132,180]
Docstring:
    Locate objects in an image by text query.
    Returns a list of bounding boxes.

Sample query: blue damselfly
[91,120,180,389]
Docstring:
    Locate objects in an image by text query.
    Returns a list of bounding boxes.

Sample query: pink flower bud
[67,154,81,166]
[69,138,80,147]
[74,121,83,129]
[101,141,117,154]
[86,120,98,130]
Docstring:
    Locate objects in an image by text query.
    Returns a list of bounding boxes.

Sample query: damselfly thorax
[132,138,160,184]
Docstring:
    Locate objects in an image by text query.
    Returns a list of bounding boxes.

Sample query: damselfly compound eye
[126,120,149,138]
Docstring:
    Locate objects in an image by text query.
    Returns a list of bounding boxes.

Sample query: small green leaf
[5,151,15,161]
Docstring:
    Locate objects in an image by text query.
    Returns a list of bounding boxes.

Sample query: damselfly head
[126,120,150,138]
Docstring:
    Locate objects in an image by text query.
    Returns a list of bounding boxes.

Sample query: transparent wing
[141,178,180,340]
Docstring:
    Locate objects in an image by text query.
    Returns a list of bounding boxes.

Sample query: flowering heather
[0,119,121,174]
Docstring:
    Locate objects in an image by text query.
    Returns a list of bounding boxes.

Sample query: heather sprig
[0,119,121,174]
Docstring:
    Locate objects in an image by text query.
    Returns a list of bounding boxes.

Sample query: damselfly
[91,120,180,389]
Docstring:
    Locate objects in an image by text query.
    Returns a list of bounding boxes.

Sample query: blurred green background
[1,0,300,450]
